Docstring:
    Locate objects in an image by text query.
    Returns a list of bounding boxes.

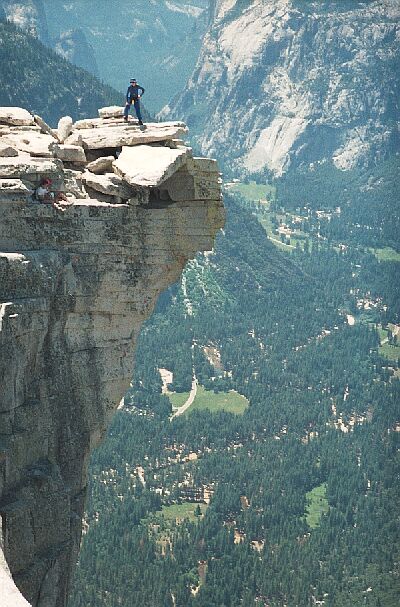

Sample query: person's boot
[124,116,128,123]
[138,120,144,126]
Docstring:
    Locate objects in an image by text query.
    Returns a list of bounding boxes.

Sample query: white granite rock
[0,179,33,199]
[1,132,56,157]
[0,143,18,157]
[66,122,188,149]
[113,144,189,187]
[73,117,116,129]
[82,171,134,199]
[0,109,224,607]
[1,544,31,607]
[86,156,115,174]
[0,126,40,137]
[53,144,87,163]
[98,106,125,119]
[34,115,60,141]
[0,107,35,126]
[0,153,63,180]
[57,116,73,143]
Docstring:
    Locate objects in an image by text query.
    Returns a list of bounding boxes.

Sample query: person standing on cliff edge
[124,78,145,125]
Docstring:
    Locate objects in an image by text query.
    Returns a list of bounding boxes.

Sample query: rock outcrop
[0,106,224,607]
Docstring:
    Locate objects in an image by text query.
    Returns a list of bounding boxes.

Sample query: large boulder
[57,116,73,143]
[0,154,63,182]
[162,157,221,202]
[112,144,189,187]
[0,107,35,126]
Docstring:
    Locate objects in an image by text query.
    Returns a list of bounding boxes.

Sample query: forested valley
[0,4,398,607]
[68,190,400,607]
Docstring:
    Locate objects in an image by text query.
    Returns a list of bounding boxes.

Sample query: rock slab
[98,106,125,119]
[81,171,134,199]
[66,122,188,149]
[113,144,189,188]
[0,107,34,126]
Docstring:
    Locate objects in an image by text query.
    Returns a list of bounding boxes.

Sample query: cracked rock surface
[0,106,224,607]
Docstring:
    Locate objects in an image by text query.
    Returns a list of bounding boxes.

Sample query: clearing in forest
[305,483,329,528]
[225,180,276,203]
[379,342,400,361]
[370,247,400,263]
[377,325,400,361]
[159,502,207,523]
[169,386,248,416]
[169,391,191,409]
[183,386,249,416]
[143,502,208,556]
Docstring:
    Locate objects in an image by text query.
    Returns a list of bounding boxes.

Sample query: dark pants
[124,99,143,122]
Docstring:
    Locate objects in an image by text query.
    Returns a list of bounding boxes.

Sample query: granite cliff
[0,106,224,607]
[164,0,400,176]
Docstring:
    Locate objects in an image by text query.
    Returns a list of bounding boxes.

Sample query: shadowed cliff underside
[0,106,224,607]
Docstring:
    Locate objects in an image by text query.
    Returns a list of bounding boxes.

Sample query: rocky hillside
[0,0,210,112]
[164,0,400,177]
[0,0,50,42]
[0,105,223,607]
[0,0,99,74]
[0,18,123,126]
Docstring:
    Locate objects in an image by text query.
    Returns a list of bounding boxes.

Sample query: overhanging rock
[113,144,189,188]
[0,106,224,607]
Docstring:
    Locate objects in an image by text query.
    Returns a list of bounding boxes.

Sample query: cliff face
[164,0,400,176]
[0,107,224,607]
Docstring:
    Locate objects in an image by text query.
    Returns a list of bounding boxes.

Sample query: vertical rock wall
[0,107,224,606]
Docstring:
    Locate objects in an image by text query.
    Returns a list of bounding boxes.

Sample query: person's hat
[130,78,136,82]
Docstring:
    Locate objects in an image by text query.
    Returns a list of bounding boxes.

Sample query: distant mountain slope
[39,0,209,113]
[164,0,400,177]
[0,0,99,74]
[52,28,99,77]
[0,0,50,43]
[0,18,122,125]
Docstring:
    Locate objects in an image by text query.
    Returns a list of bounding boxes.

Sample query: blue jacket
[126,84,145,103]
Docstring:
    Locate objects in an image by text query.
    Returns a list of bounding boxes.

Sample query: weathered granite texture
[0,107,224,607]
